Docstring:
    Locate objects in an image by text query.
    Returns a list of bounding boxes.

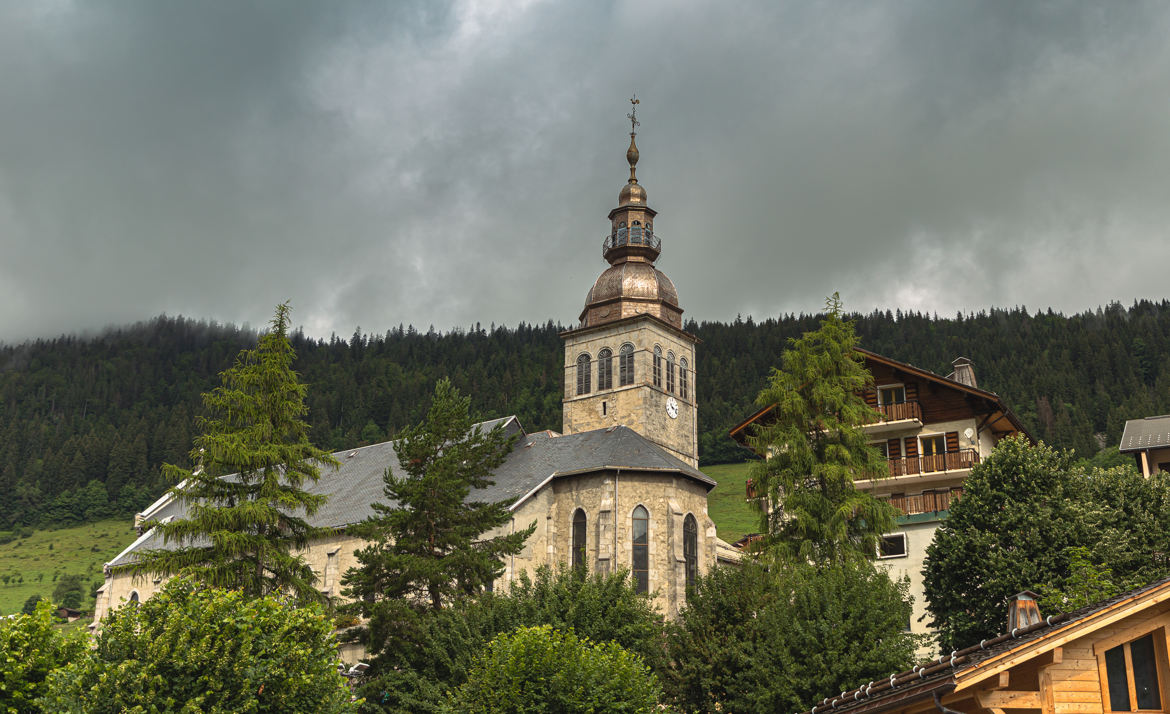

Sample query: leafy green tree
[924,436,1170,650]
[343,378,533,624]
[116,303,339,601]
[40,577,356,714]
[747,294,897,562]
[447,625,662,714]
[52,574,86,610]
[356,565,663,714]
[20,594,43,615]
[0,599,87,714]
[665,559,917,713]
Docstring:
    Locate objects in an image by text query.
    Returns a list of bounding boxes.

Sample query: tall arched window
[679,357,689,400]
[576,353,591,395]
[632,505,649,593]
[652,346,662,388]
[619,344,635,386]
[572,508,587,570]
[666,351,676,393]
[683,514,698,597]
[597,348,613,390]
[129,591,140,605]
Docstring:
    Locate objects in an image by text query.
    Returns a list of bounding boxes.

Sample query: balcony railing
[886,448,979,477]
[887,487,962,516]
[866,400,922,424]
[604,226,661,254]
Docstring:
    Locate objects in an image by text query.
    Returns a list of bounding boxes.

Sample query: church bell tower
[561,98,699,466]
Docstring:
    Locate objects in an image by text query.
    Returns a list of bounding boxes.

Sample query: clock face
[666,396,678,419]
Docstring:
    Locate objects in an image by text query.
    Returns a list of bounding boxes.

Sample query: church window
[683,513,698,597]
[572,509,587,571]
[653,346,662,388]
[576,353,591,395]
[598,348,613,390]
[129,591,139,605]
[632,505,649,594]
[679,357,689,400]
[666,351,676,393]
[619,344,635,386]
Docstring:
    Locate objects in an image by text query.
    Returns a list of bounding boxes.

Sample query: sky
[2,1,1169,343]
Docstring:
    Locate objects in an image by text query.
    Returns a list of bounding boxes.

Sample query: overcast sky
[2,1,1168,343]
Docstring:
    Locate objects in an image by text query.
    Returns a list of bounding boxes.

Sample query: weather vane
[627,94,640,135]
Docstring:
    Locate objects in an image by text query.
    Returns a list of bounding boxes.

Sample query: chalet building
[730,349,1030,646]
[1120,415,1170,477]
[795,577,1170,714]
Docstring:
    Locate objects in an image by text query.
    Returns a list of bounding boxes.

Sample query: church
[92,109,740,632]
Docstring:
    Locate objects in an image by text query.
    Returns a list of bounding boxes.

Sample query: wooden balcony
[886,448,979,477]
[862,400,923,434]
[887,487,962,516]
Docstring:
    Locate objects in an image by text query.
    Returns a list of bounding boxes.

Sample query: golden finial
[626,94,640,183]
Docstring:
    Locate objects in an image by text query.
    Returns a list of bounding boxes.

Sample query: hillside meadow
[0,518,129,614]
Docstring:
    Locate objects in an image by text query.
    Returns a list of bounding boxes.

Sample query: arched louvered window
[597,348,613,390]
[576,353,591,395]
[652,346,662,388]
[572,508,587,571]
[632,505,649,594]
[666,351,676,393]
[683,514,698,597]
[619,344,635,386]
[679,357,689,400]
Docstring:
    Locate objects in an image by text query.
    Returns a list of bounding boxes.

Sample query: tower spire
[626,94,640,184]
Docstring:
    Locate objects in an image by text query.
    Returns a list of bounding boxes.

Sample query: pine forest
[1,300,1167,531]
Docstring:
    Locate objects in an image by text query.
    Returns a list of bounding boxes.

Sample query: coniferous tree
[342,379,535,657]
[114,303,339,602]
[747,294,898,562]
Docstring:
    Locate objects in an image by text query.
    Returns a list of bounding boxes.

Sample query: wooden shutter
[886,438,901,459]
[945,431,960,453]
[905,382,918,401]
[903,438,918,458]
[864,390,878,408]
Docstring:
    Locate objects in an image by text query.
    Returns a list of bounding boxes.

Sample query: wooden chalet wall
[864,360,999,427]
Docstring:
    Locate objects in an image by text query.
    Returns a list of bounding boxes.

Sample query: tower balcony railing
[604,226,661,254]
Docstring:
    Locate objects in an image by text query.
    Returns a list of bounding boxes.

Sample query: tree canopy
[923,436,1170,650]
[747,294,898,562]
[665,559,917,713]
[0,599,87,714]
[115,302,339,602]
[40,577,356,714]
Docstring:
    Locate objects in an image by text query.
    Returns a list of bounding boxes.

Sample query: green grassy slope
[0,519,131,615]
[701,462,759,544]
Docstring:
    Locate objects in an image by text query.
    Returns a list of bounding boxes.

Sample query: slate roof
[796,575,1170,714]
[1119,415,1170,452]
[108,418,712,567]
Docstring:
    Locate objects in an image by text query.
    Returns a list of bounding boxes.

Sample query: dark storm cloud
[1,1,1168,342]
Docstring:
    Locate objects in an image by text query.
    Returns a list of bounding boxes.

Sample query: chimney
[1007,591,1042,632]
[950,357,977,388]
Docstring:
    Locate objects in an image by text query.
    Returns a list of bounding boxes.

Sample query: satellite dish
[964,428,975,439]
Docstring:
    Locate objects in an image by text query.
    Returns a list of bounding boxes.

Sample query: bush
[0,599,88,713]
[39,577,357,714]
[447,625,661,713]
[665,559,917,713]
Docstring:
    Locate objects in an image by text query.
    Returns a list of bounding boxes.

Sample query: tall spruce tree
[342,379,534,647]
[115,303,339,602]
[747,293,898,562]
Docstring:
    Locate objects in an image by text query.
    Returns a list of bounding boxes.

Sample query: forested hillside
[2,300,1168,530]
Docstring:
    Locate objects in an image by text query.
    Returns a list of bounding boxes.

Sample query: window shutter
[904,438,918,458]
[905,382,918,401]
[886,438,902,459]
[945,431,959,453]
[864,390,878,407]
